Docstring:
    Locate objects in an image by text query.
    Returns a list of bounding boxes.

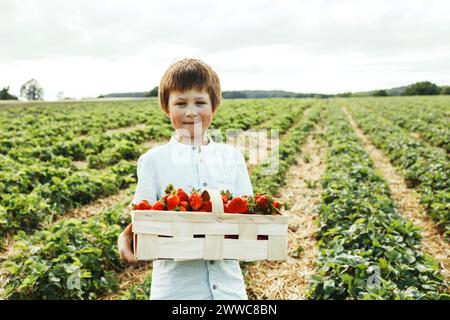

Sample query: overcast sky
[2,0,450,100]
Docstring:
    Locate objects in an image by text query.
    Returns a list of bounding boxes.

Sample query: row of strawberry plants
[0,160,136,243]
[309,105,447,299]
[347,103,449,238]
[0,100,164,155]
[251,103,322,195]
[360,98,449,152]
[4,114,172,164]
[241,102,312,162]
[1,198,132,299]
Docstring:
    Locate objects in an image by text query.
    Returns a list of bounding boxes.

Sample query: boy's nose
[185,107,198,118]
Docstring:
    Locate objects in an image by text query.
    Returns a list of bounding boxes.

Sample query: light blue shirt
[132,133,253,300]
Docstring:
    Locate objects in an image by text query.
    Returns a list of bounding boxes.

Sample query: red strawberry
[163,194,170,202]
[221,194,228,204]
[179,205,187,211]
[136,200,152,210]
[189,192,203,211]
[227,197,248,214]
[220,190,232,204]
[255,193,262,199]
[272,200,280,209]
[166,194,180,210]
[200,200,212,212]
[151,201,165,211]
[256,195,268,208]
[179,201,188,209]
[177,188,189,202]
[224,203,229,213]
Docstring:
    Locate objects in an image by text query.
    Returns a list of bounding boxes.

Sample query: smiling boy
[117,58,253,300]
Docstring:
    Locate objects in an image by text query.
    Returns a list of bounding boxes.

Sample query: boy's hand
[118,223,139,265]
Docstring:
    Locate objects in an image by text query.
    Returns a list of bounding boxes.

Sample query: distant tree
[57,91,65,100]
[145,86,159,97]
[0,86,18,100]
[441,86,450,95]
[401,81,440,96]
[373,89,388,97]
[336,92,352,97]
[20,79,44,100]
[222,91,248,99]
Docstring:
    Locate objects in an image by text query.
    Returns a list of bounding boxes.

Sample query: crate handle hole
[224,235,239,239]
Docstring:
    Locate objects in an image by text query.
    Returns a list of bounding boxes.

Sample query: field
[0,96,448,300]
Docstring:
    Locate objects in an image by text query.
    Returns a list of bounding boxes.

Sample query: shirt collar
[169,133,215,150]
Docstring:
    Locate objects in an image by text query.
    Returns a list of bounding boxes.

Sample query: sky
[1,0,450,100]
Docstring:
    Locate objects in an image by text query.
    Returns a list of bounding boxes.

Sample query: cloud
[1,0,450,99]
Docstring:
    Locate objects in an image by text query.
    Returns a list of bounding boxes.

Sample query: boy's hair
[158,58,222,114]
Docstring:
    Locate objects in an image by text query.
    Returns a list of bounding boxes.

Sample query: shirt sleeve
[132,154,158,204]
[233,150,254,197]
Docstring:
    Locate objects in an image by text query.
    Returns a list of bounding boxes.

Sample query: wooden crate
[131,189,289,261]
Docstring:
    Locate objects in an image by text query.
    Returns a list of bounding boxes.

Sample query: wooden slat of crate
[239,223,258,239]
[135,235,287,261]
[136,234,159,260]
[267,235,288,261]
[257,223,288,235]
[133,220,173,236]
[203,235,224,260]
[223,239,267,261]
[134,220,287,237]
[132,211,288,224]
[156,237,205,260]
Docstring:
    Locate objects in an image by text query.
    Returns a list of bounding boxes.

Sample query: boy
[117,58,253,299]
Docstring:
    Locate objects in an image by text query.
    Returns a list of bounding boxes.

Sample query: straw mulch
[243,127,327,299]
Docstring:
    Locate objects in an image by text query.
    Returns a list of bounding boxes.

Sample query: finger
[123,250,138,264]
[124,223,133,235]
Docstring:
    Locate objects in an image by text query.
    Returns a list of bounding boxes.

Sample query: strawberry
[255,193,262,199]
[256,195,268,208]
[272,200,280,209]
[220,190,232,204]
[177,188,189,202]
[151,201,165,211]
[166,194,180,210]
[221,194,228,204]
[189,192,203,211]
[200,200,212,212]
[224,203,229,213]
[136,200,152,210]
[163,194,170,203]
[179,205,187,211]
[227,197,248,214]
[179,201,188,209]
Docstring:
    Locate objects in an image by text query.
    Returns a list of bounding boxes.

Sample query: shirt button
[212,284,217,290]
[203,182,207,187]
[210,260,214,265]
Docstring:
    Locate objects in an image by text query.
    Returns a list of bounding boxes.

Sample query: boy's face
[167,88,215,142]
